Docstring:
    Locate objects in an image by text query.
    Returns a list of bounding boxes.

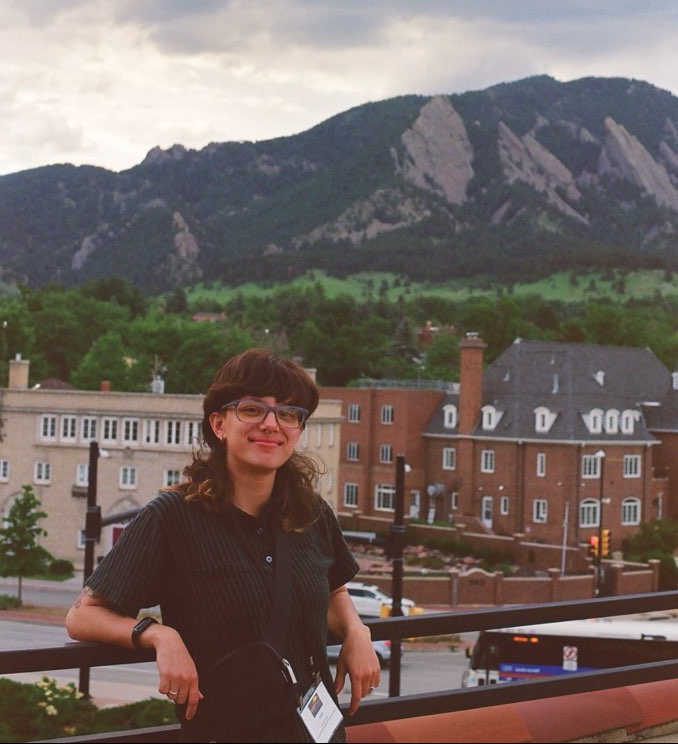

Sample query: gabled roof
[481,338,670,442]
[424,338,675,442]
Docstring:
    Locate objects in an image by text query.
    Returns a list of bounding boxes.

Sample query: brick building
[322,335,678,556]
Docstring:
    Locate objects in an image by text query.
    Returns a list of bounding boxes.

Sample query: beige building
[0,355,342,569]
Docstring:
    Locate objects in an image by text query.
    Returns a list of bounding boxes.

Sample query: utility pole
[595,450,606,597]
[389,453,406,698]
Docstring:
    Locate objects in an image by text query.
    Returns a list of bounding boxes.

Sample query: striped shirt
[87,489,358,742]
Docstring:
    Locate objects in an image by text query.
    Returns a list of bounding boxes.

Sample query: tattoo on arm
[74,586,101,609]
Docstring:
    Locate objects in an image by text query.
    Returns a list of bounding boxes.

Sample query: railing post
[389,454,406,698]
[80,440,102,697]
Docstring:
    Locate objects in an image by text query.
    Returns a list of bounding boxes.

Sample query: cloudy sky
[1,0,676,176]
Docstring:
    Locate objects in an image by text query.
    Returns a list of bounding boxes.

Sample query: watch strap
[131,616,158,648]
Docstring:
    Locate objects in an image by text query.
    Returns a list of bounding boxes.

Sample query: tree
[0,485,52,604]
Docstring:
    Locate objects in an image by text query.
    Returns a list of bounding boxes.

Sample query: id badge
[298,677,342,743]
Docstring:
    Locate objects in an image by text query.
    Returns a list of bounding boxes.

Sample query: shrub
[0,593,21,610]
[47,558,75,577]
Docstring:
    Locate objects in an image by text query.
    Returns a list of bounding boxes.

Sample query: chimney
[458,332,486,435]
[8,353,30,389]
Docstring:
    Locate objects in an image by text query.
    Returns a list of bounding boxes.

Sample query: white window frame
[442,447,456,470]
[40,414,57,441]
[344,483,359,507]
[375,483,395,511]
[579,498,600,528]
[76,463,89,487]
[166,420,182,445]
[621,497,641,525]
[532,499,548,523]
[347,403,361,423]
[500,495,509,515]
[81,416,97,442]
[144,419,161,444]
[119,466,137,489]
[536,452,546,477]
[380,405,394,425]
[346,442,359,461]
[623,455,641,478]
[34,461,51,484]
[379,444,393,463]
[102,417,118,444]
[480,449,495,473]
[450,491,458,510]
[443,404,457,429]
[582,455,602,478]
[61,415,77,441]
[164,469,182,487]
[122,418,139,444]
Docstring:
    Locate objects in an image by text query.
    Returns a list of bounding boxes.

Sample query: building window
[500,496,509,515]
[536,452,546,477]
[481,406,497,430]
[61,415,77,441]
[379,444,393,463]
[185,421,201,446]
[102,417,118,444]
[442,447,456,470]
[450,491,458,510]
[621,410,636,434]
[621,497,641,525]
[381,405,394,425]
[34,461,51,484]
[40,414,57,441]
[480,449,495,473]
[122,418,139,444]
[164,469,181,487]
[76,464,89,487]
[443,404,457,429]
[81,416,97,442]
[533,499,548,523]
[120,466,137,489]
[346,442,359,461]
[347,404,361,423]
[0,459,8,481]
[582,454,602,478]
[344,483,359,507]
[144,419,161,444]
[579,498,600,528]
[166,420,182,445]
[534,407,555,434]
[623,455,641,478]
[375,483,395,511]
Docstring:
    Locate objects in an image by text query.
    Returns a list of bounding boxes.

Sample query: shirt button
[257,528,264,536]
[265,555,273,563]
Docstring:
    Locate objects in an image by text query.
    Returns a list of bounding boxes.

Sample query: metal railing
[4,590,678,743]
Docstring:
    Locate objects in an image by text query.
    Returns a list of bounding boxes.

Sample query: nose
[260,409,279,429]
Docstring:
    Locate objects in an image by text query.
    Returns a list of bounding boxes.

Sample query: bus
[461,617,678,687]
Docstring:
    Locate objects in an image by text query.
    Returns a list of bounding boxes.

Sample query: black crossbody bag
[179,529,301,742]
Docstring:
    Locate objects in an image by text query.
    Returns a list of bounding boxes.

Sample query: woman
[66,348,380,742]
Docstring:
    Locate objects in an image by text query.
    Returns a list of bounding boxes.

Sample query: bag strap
[265,526,291,652]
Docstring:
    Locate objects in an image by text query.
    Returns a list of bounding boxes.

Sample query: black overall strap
[266,527,291,653]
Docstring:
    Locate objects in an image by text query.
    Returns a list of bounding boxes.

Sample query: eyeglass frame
[219,398,310,429]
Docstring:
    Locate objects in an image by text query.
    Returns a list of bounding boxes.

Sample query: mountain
[1,75,677,295]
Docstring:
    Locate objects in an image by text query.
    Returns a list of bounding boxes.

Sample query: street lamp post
[389,454,407,697]
[595,450,606,596]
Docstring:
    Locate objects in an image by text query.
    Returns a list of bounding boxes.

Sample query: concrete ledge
[346,679,678,743]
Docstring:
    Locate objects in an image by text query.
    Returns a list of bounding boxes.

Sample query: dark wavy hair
[179,348,322,531]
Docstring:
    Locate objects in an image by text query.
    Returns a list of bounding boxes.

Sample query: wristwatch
[131,616,158,648]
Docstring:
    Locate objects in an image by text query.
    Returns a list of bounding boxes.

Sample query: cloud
[0,0,676,176]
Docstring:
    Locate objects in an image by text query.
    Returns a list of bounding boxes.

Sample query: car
[346,581,416,618]
[326,638,393,668]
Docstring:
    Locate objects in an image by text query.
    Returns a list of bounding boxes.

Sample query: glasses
[220,399,309,429]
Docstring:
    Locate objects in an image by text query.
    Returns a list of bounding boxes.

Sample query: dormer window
[534,406,556,433]
[481,405,502,431]
[620,409,638,434]
[443,404,457,429]
[582,408,603,434]
[604,409,619,434]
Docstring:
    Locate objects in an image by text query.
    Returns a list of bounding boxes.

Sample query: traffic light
[601,529,611,557]
[588,535,599,557]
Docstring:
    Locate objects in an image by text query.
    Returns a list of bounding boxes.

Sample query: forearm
[327,586,371,642]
